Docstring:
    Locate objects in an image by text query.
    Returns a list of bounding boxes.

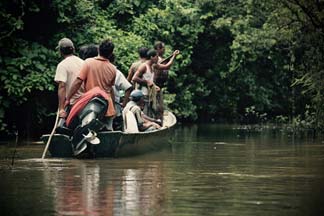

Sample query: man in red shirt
[66,39,116,130]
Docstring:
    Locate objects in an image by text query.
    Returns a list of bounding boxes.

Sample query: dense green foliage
[0,0,323,138]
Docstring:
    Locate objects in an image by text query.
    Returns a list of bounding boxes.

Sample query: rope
[148,84,158,111]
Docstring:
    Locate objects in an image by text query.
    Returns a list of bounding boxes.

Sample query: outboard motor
[55,87,111,156]
[70,96,108,156]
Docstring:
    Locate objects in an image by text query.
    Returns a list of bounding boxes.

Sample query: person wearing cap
[55,37,84,118]
[123,90,161,132]
[66,39,117,131]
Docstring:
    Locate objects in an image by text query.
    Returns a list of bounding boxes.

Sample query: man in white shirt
[55,38,84,118]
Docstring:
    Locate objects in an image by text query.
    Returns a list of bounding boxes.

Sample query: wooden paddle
[41,109,59,159]
[159,54,173,64]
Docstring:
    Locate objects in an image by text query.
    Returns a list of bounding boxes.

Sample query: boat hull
[41,111,176,158]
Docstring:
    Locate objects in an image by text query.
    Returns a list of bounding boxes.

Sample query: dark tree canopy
[0,0,323,138]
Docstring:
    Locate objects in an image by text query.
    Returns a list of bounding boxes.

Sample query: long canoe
[41,110,176,158]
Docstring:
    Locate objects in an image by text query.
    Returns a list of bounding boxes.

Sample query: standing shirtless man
[132,49,179,118]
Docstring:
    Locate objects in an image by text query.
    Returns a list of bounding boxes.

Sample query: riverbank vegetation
[0,0,323,138]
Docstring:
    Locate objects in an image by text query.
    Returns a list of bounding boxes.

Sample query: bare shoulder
[137,63,146,73]
[129,62,136,69]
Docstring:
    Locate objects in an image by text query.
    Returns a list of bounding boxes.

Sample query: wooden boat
[41,110,176,158]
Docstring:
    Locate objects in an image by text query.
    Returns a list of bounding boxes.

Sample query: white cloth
[140,64,154,96]
[113,69,132,116]
[113,69,132,102]
[54,55,84,104]
[122,101,143,132]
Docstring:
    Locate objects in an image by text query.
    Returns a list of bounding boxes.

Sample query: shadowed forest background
[0,0,323,139]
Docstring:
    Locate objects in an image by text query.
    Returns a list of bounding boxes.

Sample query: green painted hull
[41,111,176,158]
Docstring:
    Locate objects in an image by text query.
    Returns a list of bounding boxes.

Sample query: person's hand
[59,109,67,118]
[150,121,161,129]
[155,85,160,92]
[173,50,180,56]
[153,122,161,129]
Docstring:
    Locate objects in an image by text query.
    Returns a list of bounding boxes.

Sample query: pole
[41,109,59,159]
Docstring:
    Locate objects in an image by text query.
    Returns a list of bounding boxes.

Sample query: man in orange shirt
[66,39,116,130]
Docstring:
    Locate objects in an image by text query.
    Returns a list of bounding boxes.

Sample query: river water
[0,124,324,216]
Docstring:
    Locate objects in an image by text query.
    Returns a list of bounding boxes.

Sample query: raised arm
[155,50,180,70]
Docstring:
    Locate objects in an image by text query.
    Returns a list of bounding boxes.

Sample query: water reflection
[42,159,165,216]
[1,124,324,216]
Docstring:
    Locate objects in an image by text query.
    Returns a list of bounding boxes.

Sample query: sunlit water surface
[1,124,324,216]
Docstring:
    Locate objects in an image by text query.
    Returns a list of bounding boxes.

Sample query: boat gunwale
[41,110,176,138]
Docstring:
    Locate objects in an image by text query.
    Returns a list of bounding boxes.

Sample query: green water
[1,124,324,216]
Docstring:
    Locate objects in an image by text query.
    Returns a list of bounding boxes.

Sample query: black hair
[108,53,116,63]
[60,46,74,55]
[147,49,157,58]
[138,47,149,58]
[154,41,165,50]
[79,44,98,60]
[99,39,114,59]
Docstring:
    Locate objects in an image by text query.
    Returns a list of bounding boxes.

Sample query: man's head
[57,38,75,56]
[138,47,149,59]
[154,41,165,56]
[99,39,114,59]
[79,44,98,60]
[130,90,144,105]
[147,49,158,63]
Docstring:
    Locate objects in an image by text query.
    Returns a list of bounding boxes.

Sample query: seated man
[123,90,161,132]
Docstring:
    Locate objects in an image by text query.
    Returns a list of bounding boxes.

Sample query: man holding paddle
[153,41,180,121]
[132,48,179,119]
[55,38,85,118]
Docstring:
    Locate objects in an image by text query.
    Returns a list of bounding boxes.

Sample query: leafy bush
[0,0,323,137]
